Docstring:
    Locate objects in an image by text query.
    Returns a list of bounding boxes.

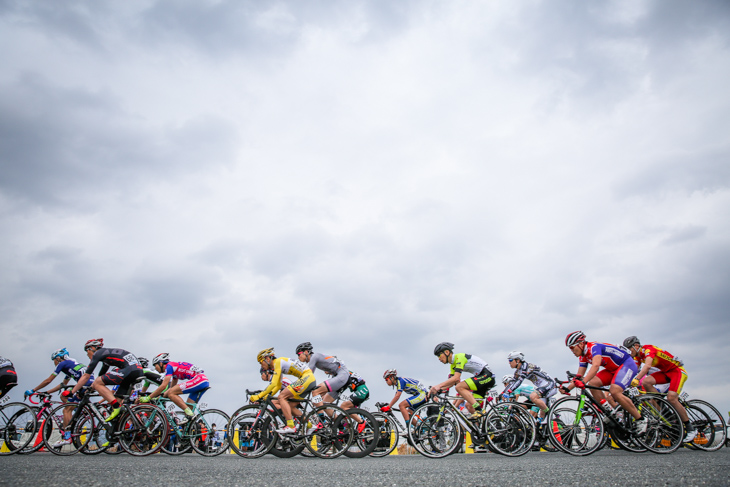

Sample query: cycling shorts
[101,364,144,397]
[464,370,496,397]
[322,368,350,394]
[349,384,370,407]
[595,360,637,390]
[534,383,558,400]
[649,366,687,394]
[406,390,428,410]
[287,372,316,400]
[178,374,210,403]
[0,367,18,399]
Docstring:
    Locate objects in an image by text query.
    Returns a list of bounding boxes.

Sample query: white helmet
[502,375,513,384]
[507,351,524,362]
[153,352,170,365]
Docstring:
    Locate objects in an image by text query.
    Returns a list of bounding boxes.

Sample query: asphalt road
[2,448,729,487]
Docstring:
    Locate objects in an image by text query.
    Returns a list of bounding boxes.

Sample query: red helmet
[84,338,104,351]
[565,331,586,347]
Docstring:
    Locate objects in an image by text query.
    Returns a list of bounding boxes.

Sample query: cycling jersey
[450,353,492,377]
[87,348,141,376]
[259,357,313,400]
[578,342,633,372]
[52,358,94,387]
[394,377,427,396]
[307,353,347,376]
[505,362,555,392]
[165,361,204,381]
[141,368,164,389]
[635,344,683,372]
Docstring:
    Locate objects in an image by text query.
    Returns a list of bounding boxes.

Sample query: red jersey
[635,344,683,372]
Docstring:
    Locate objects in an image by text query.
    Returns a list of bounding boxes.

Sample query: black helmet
[623,336,640,349]
[138,357,149,368]
[296,342,313,354]
[434,342,454,356]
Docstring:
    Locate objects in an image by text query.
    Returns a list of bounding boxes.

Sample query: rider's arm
[148,374,172,400]
[565,365,588,392]
[72,373,91,394]
[47,378,69,394]
[387,390,403,409]
[254,360,283,401]
[430,372,461,395]
[30,373,57,393]
[635,357,652,381]
[582,355,602,383]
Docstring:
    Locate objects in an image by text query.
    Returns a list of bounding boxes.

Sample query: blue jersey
[395,377,426,396]
[579,342,633,372]
[53,358,94,386]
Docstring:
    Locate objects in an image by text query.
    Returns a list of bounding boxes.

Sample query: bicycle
[328,394,378,458]
[408,391,536,458]
[228,389,355,459]
[548,372,683,456]
[41,389,169,456]
[0,393,37,455]
[371,401,412,456]
[151,391,230,456]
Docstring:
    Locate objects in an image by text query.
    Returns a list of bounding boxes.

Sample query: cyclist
[502,351,557,424]
[381,369,428,423]
[428,342,496,419]
[0,355,18,400]
[69,339,144,423]
[25,348,95,444]
[295,342,351,409]
[563,331,646,434]
[260,365,292,409]
[623,336,696,442]
[500,375,539,416]
[140,353,208,424]
[328,369,370,433]
[252,347,316,435]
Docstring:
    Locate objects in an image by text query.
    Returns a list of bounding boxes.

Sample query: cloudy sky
[2,0,729,417]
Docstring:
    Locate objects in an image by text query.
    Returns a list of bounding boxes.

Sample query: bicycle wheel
[117,404,169,456]
[263,414,306,458]
[684,403,714,451]
[42,403,89,456]
[369,413,399,457]
[340,408,378,458]
[546,398,605,456]
[228,405,276,458]
[188,408,229,456]
[407,404,461,458]
[635,395,683,453]
[483,403,535,457]
[303,405,354,459]
[0,402,37,455]
[604,408,647,453]
[17,406,43,454]
[687,399,727,452]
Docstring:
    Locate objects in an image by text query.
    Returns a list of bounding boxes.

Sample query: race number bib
[124,354,139,366]
[311,394,322,403]
[166,402,177,413]
[199,402,208,410]
[0,395,10,405]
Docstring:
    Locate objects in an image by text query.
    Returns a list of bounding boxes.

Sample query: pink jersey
[165,361,203,381]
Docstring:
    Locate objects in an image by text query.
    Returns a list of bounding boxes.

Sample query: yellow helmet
[257,348,275,363]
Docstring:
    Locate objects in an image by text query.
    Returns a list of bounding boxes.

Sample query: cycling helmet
[383,369,397,379]
[257,348,275,363]
[507,351,524,362]
[623,336,640,349]
[84,338,104,351]
[433,342,454,356]
[138,357,149,368]
[295,342,313,354]
[502,375,513,384]
[153,352,170,365]
[51,348,69,360]
[565,331,586,347]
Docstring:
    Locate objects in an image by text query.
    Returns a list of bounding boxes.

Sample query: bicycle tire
[17,406,45,454]
[687,399,727,452]
[116,404,169,456]
[546,397,605,456]
[407,403,462,458]
[227,404,276,458]
[341,408,378,458]
[482,402,535,457]
[0,402,37,455]
[264,415,306,458]
[303,405,354,459]
[634,395,683,454]
[189,408,230,456]
[41,403,89,456]
[369,413,399,457]
[683,403,714,451]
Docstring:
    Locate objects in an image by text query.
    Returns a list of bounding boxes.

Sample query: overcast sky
[2,0,729,417]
